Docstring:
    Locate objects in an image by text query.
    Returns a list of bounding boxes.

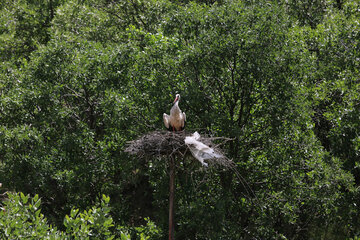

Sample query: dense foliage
[1,0,359,239]
[0,192,159,239]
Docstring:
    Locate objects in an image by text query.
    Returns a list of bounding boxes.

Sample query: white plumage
[185,132,223,167]
[163,94,186,132]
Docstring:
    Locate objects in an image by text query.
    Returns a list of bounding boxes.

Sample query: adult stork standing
[163,94,186,132]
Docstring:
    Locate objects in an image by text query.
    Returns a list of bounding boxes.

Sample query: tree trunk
[169,156,175,240]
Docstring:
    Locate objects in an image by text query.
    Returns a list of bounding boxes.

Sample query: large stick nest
[125,130,234,168]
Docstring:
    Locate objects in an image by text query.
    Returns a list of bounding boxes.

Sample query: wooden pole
[169,155,175,240]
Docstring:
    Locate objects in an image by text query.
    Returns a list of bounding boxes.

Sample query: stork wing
[163,113,170,129]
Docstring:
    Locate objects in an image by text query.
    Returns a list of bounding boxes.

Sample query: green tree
[0,192,159,239]
[0,0,63,63]
[1,0,360,239]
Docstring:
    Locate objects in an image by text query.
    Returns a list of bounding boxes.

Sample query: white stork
[163,94,186,132]
[185,132,223,167]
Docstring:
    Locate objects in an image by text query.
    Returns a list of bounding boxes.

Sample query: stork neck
[171,101,180,113]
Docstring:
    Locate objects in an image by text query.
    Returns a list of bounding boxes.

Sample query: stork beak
[173,97,178,103]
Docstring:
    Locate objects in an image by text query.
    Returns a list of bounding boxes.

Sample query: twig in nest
[125,130,234,169]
